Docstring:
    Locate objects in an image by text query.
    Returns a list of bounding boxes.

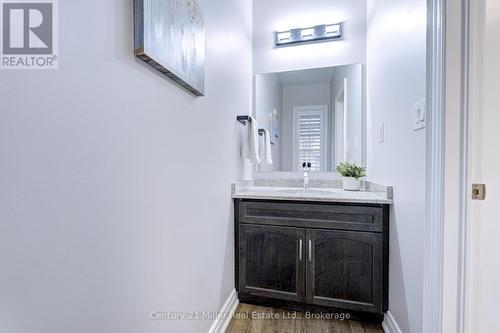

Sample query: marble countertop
[232,186,393,204]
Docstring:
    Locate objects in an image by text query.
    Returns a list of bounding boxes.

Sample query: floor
[225,304,383,333]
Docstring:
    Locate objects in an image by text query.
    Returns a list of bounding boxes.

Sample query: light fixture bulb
[277,31,291,42]
[301,28,314,38]
[325,24,340,35]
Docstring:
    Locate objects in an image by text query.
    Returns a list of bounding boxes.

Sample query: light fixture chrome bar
[275,22,343,47]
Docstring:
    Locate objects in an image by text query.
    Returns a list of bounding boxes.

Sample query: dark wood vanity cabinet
[239,224,305,302]
[305,229,383,313]
[234,199,389,321]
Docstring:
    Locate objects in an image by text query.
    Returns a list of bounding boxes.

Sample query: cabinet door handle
[308,240,312,262]
[299,239,303,261]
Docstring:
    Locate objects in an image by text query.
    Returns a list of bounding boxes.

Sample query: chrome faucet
[302,162,311,189]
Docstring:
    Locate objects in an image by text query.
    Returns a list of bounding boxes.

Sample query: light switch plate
[414,99,426,130]
[379,122,385,143]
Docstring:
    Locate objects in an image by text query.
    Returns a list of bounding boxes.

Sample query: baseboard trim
[382,311,402,333]
[208,289,239,333]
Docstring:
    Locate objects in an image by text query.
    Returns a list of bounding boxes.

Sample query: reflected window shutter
[297,113,322,171]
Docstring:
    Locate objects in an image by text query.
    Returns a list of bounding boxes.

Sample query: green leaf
[335,161,367,180]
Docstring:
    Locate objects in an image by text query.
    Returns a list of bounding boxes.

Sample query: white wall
[255,74,282,171]
[281,83,331,171]
[253,0,367,74]
[0,0,253,332]
[366,0,426,332]
[330,64,364,165]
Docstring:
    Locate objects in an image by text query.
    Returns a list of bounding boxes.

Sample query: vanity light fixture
[275,22,343,47]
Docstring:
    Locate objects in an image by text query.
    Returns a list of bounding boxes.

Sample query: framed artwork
[134,0,205,96]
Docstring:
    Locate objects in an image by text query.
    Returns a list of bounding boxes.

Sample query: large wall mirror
[255,64,365,173]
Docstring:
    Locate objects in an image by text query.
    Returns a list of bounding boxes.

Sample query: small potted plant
[336,161,367,191]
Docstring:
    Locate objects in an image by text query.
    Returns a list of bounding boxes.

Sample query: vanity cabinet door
[239,224,305,302]
[305,229,383,313]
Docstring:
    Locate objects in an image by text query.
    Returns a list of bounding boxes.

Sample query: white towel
[259,129,273,165]
[241,116,261,164]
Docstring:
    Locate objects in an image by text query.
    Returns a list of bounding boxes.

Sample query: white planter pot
[342,177,362,191]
